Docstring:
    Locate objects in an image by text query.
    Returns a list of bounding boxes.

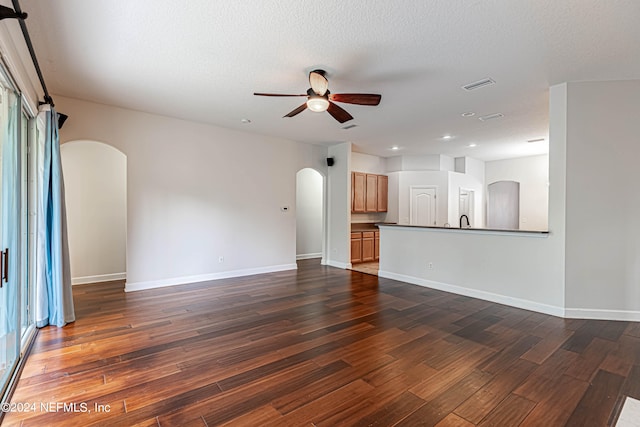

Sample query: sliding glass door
[0,65,33,402]
[0,74,20,396]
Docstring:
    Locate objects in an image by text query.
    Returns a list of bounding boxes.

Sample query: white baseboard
[296,252,322,260]
[124,263,297,292]
[325,260,350,269]
[564,308,640,322]
[378,270,565,318]
[72,272,127,285]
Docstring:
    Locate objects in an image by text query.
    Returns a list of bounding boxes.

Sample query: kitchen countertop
[350,223,379,231]
[376,223,549,235]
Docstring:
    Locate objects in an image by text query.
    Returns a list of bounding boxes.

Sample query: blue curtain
[36,107,74,328]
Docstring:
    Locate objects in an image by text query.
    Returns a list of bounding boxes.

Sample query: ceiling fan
[254,70,381,123]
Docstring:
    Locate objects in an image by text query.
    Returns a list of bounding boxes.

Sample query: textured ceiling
[12,0,640,160]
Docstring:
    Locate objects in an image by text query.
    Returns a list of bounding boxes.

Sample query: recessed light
[468,143,477,148]
[240,118,251,124]
[441,135,453,140]
[391,146,399,151]
[527,138,545,143]
[461,112,475,117]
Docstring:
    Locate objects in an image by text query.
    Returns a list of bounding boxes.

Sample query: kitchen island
[376,224,563,317]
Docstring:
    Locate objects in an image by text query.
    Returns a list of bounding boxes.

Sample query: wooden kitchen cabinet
[351,230,379,263]
[352,172,366,212]
[377,175,388,212]
[365,174,378,212]
[361,231,375,262]
[351,232,363,263]
[352,172,388,213]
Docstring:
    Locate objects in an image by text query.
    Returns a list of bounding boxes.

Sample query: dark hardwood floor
[4,259,640,426]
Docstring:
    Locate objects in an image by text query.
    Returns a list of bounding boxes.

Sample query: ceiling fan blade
[327,101,354,123]
[284,103,308,118]
[309,70,328,96]
[329,93,381,106]
[254,92,307,97]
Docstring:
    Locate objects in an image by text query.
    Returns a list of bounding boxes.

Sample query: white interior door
[459,189,474,227]
[410,186,436,226]
[487,181,520,229]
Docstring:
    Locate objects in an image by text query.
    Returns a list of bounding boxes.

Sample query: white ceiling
[14,0,640,161]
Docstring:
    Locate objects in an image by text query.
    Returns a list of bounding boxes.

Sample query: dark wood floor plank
[565,369,625,427]
[455,358,538,424]
[565,336,617,381]
[478,334,541,374]
[518,374,589,427]
[278,379,374,426]
[476,393,536,427]
[3,259,639,426]
[351,390,426,427]
[396,370,493,426]
[410,345,495,401]
[621,364,640,400]
[521,326,574,364]
[434,413,475,427]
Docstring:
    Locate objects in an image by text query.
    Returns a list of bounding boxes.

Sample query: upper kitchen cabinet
[352,172,388,213]
[365,174,378,211]
[352,172,366,212]
[377,175,388,212]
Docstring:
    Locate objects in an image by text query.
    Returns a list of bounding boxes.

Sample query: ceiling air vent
[342,124,358,130]
[527,138,545,143]
[462,78,495,91]
[478,113,504,121]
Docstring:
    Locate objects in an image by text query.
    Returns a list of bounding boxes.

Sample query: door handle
[0,249,3,287]
[1,248,7,285]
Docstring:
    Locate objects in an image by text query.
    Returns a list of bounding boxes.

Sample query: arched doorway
[60,140,127,284]
[295,168,324,262]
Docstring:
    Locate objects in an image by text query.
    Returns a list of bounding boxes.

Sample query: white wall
[547,83,568,312]
[296,168,323,259]
[464,157,486,184]
[386,172,400,224]
[485,155,549,231]
[379,226,564,315]
[351,152,386,174]
[402,155,442,171]
[327,142,351,268]
[564,80,640,316]
[440,155,455,172]
[56,96,327,291]
[61,141,127,284]
[387,155,446,172]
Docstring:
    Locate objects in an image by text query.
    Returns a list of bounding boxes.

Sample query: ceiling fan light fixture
[307,96,329,112]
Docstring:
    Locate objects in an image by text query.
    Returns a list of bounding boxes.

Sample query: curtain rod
[5,0,54,106]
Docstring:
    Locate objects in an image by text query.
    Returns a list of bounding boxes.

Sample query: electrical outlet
[218,256,224,263]
[428,262,433,270]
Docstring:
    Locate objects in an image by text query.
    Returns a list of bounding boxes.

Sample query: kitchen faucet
[459,214,470,228]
